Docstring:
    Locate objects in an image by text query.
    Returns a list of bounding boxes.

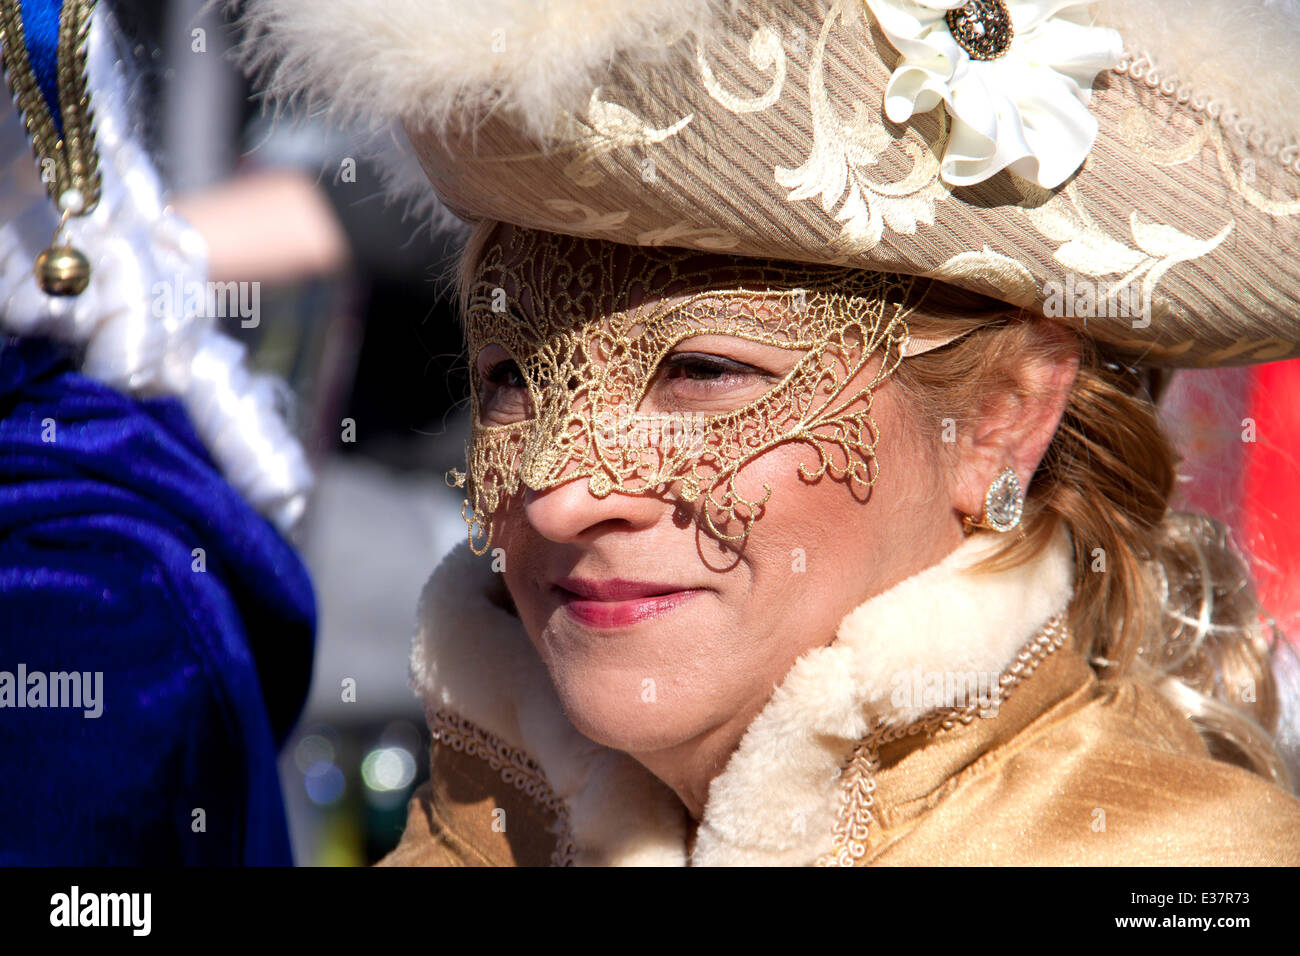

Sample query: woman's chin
[548,673,701,755]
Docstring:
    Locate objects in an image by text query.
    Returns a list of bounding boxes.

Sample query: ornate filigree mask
[449,226,932,555]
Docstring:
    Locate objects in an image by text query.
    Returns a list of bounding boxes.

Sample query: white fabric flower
[864,0,1122,188]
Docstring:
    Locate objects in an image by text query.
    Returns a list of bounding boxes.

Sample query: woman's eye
[647,351,780,411]
[485,358,526,389]
[477,353,531,423]
[663,355,743,382]
[660,352,767,385]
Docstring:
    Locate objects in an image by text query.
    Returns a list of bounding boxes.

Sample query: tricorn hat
[238,0,1300,368]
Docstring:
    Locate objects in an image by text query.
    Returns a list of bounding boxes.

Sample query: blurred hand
[174,168,351,284]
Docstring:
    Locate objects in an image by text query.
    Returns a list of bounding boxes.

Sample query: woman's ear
[950,322,1081,521]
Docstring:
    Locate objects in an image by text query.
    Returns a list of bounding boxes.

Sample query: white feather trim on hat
[1097,0,1300,146]
[233,0,724,140]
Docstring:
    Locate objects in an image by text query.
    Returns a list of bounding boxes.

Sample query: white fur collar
[411,521,1076,866]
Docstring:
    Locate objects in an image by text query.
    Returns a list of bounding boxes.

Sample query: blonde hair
[894,280,1294,790]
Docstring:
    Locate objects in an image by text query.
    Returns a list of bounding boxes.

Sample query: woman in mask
[240,0,1300,864]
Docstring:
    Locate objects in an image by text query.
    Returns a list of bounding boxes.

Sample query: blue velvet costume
[0,0,316,864]
[0,336,316,864]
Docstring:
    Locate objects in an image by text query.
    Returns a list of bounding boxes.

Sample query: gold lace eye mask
[448,227,924,555]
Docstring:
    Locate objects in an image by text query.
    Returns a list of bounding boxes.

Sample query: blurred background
[110,0,474,865]
[119,1,1300,864]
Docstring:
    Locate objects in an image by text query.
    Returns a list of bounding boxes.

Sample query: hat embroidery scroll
[762,0,951,254]
[695,0,1123,255]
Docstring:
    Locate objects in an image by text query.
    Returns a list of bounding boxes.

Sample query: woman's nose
[521,475,669,543]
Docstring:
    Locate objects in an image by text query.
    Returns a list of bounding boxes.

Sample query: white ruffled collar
[411,521,1076,865]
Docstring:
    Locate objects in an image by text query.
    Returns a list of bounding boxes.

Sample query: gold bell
[34,243,91,296]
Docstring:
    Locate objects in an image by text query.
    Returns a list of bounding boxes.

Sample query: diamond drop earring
[962,466,1024,535]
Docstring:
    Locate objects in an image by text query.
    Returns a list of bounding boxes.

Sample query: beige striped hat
[238,0,1300,368]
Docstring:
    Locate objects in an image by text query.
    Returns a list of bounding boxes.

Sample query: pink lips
[553,576,703,628]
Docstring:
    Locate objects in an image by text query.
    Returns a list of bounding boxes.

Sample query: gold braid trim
[816,610,1072,866]
[426,706,577,867]
[0,0,101,211]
